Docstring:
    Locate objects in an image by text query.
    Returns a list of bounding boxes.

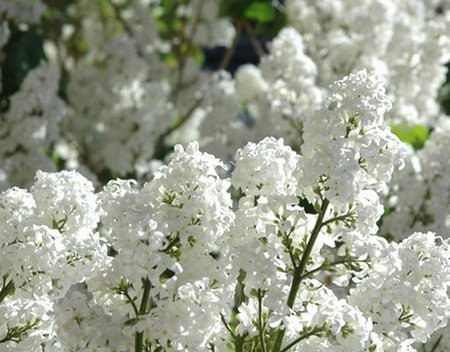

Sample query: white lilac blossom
[235,64,268,102]
[0,170,108,349]
[95,142,236,350]
[197,71,249,162]
[235,27,324,145]
[1,0,448,191]
[64,0,236,177]
[1,69,449,351]
[380,116,450,241]
[0,171,107,298]
[350,233,450,350]
[231,137,301,197]
[137,279,231,351]
[141,141,235,285]
[183,0,235,48]
[0,294,54,351]
[50,283,132,352]
[0,63,67,190]
[285,0,450,126]
[65,32,172,176]
[297,70,405,210]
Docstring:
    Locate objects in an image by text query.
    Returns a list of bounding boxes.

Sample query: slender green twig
[279,326,327,352]
[242,21,266,57]
[271,199,330,352]
[0,318,41,344]
[257,289,268,352]
[281,230,298,270]
[218,21,244,70]
[299,257,367,281]
[287,199,330,308]
[135,277,152,352]
[321,209,355,228]
[0,278,14,305]
[117,282,139,317]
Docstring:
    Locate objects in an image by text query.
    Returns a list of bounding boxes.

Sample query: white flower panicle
[235,27,323,144]
[0,170,106,297]
[1,66,449,351]
[380,116,450,241]
[0,63,67,190]
[298,70,405,209]
[350,233,450,350]
[0,170,108,350]
[231,137,301,197]
[286,0,450,126]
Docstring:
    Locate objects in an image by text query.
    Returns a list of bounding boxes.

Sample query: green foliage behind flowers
[391,124,429,150]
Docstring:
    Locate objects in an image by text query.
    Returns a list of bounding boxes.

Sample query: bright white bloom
[0,63,67,190]
[0,294,54,351]
[235,64,268,101]
[232,137,301,197]
[138,278,230,351]
[51,283,132,351]
[350,233,450,350]
[197,71,248,162]
[380,116,450,241]
[184,0,235,47]
[297,70,405,209]
[237,27,323,144]
[286,0,450,126]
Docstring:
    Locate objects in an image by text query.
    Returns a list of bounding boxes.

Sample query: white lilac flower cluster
[1,0,450,195]
[0,63,67,190]
[0,170,108,350]
[285,0,450,126]
[235,27,324,144]
[380,115,450,241]
[232,0,450,158]
[0,0,238,188]
[2,70,450,351]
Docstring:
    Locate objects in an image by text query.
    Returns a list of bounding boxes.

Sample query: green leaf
[245,1,276,22]
[391,124,429,150]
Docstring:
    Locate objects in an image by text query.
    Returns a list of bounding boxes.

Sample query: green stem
[135,277,152,352]
[279,326,327,352]
[218,20,243,70]
[271,199,330,352]
[288,199,330,306]
[123,288,140,318]
[321,209,354,228]
[0,278,14,305]
[257,289,268,352]
[299,257,367,281]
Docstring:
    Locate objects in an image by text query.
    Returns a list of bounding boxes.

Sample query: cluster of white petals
[380,116,450,240]
[1,1,450,347]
